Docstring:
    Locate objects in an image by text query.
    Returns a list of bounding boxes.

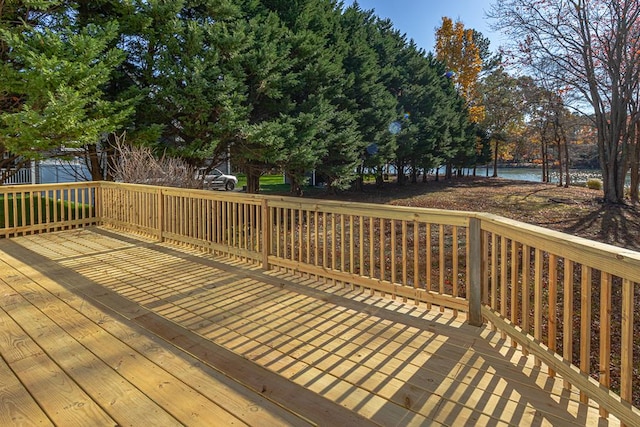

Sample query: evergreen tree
[0,7,132,166]
[230,9,295,193]
[340,6,398,190]
[120,0,243,165]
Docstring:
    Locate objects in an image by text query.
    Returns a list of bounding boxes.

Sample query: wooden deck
[0,227,620,426]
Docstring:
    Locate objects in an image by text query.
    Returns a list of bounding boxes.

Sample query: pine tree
[0,9,132,165]
[119,0,243,166]
[339,6,398,189]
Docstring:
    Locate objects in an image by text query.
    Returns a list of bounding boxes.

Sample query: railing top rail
[0,181,98,192]
[265,195,474,225]
[479,212,640,280]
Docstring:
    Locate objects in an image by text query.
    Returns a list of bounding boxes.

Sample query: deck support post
[261,199,270,270]
[468,217,483,326]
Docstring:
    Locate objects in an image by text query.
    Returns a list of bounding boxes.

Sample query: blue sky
[343,0,501,54]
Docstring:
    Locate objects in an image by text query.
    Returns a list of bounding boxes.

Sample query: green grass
[236,173,293,193]
[236,173,285,187]
[0,195,92,228]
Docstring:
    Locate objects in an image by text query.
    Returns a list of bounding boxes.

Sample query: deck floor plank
[0,227,621,427]
[0,309,55,427]
[0,282,118,426]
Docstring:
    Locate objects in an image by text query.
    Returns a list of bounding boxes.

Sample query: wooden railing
[0,182,98,237]
[2,182,639,425]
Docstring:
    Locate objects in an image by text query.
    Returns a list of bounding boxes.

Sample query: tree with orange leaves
[435,17,485,123]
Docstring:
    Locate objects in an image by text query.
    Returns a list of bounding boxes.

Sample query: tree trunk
[86,144,104,181]
[562,131,570,188]
[445,163,453,179]
[246,169,260,194]
[396,163,406,185]
[492,139,500,177]
[288,173,303,196]
[353,164,364,191]
[541,127,548,183]
[630,111,639,203]
[555,133,563,187]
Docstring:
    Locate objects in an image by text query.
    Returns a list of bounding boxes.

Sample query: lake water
[455,167,603,185]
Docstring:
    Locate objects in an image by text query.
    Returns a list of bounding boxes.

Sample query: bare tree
[489,0,640,203]
[111,133,201,189]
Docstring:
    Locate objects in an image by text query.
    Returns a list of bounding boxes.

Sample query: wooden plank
[56,288,314,427]
[182,266,603,427]
[135,312,378,427]
[0,312,54,427]
[0,292,117,426]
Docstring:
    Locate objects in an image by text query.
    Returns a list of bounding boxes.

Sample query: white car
[198,168,238,191]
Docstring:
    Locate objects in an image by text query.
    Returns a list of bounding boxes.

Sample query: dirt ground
[310,176,640,251]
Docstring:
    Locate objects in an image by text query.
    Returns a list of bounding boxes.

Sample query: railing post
[157,187,164,242]
[468,217,483,326]
[261,198,270,270]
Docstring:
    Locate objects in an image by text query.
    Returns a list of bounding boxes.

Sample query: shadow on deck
[0,227,618,426]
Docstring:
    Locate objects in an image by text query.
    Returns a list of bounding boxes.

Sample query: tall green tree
[118,0,242,166]
[340,6,399,189]
[0,9,132,173]
[230,9,296,193]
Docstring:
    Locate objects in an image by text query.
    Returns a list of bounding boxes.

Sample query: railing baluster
[452,225,459,316]
[426,223,432,307]
[500,236,508,339]
[391,219,397,288]
[511,240,519,348]
[548,254,558,376]
[563,258,574,390]
[439,224,445,312]
[580,265,592,403]
[491,233,498,330]
[414,221,420,298]
[380,218,385,284]
[620,278,634,427]
[521,244,530,356]
[369,217,374,279]
[599,271,612,418]
[534,248,543,367]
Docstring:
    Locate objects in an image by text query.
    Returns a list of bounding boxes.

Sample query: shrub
[586,178,602,190]
[111,132,200,188]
